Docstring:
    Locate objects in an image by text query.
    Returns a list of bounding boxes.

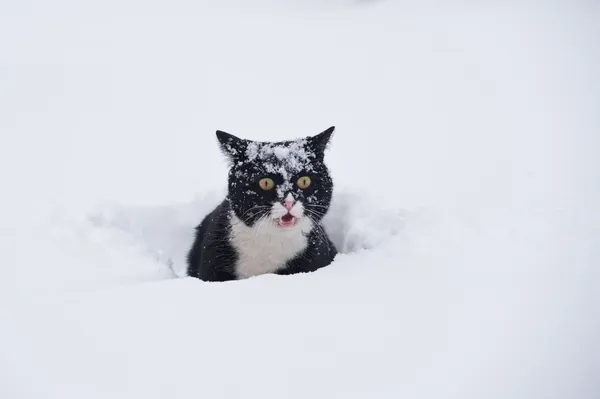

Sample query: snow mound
[324,191,406,253]
[89,189,406,278]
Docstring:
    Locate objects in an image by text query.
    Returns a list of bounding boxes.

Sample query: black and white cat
[187,127,338,281]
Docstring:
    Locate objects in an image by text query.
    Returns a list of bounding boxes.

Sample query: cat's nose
[283,193,295,211]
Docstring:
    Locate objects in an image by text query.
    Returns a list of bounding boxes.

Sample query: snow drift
[90,188,407,277]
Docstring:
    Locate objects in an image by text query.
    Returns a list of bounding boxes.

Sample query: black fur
[187,200,238,281]
[187,127,337,282]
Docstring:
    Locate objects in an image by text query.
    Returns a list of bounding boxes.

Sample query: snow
[1,1,599,398]
[245,140,312,166]
[244,138,316,196]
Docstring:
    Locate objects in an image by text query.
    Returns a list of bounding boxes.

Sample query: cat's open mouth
[277,213,297,228]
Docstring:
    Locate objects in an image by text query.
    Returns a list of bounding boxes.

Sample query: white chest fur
[229,213,312,279]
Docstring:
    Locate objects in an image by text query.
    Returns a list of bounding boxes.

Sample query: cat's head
[216,127,335,232]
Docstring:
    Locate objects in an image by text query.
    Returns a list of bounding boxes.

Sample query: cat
[187,127,338,282]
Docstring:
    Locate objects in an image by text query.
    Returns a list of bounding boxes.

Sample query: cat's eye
[297,176,311,189]
[258,178,275,191]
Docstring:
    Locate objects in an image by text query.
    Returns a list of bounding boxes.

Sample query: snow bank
[90,188,407,277]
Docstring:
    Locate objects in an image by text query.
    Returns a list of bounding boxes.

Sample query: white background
[1,1,598,398]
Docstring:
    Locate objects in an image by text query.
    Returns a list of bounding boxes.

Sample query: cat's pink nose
[283,193,295,211]
[283,199,294,211]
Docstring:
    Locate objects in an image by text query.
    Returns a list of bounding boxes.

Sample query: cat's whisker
[303,208,325,221]
[303,206,323,214]
[305,204,329,209]
[238,205,268,214]
[241,212,266,225]
[303,205,326,214]
[238,205,270,221]
[233,207,270,226]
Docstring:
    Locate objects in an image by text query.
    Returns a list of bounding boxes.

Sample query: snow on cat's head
[216,127,335,229]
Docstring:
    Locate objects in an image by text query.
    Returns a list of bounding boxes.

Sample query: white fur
[229,201,313,279]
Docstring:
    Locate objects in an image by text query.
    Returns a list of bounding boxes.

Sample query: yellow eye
[258,178,275,191]
[297,176,311,189]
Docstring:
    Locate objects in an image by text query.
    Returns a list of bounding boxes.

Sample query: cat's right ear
[307,126,335,157]
[216,130,247,161]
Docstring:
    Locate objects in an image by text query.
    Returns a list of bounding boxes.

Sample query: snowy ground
[1,1,599,398]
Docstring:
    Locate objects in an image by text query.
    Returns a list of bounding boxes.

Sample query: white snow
[1,1,599,398]
[245,138,316,197]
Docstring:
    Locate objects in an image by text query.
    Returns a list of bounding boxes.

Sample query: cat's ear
[216,130,248,161]
[307,126,335,157]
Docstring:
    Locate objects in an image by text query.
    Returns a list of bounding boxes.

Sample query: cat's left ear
[307,126,335,157]
[216,130,248,162]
